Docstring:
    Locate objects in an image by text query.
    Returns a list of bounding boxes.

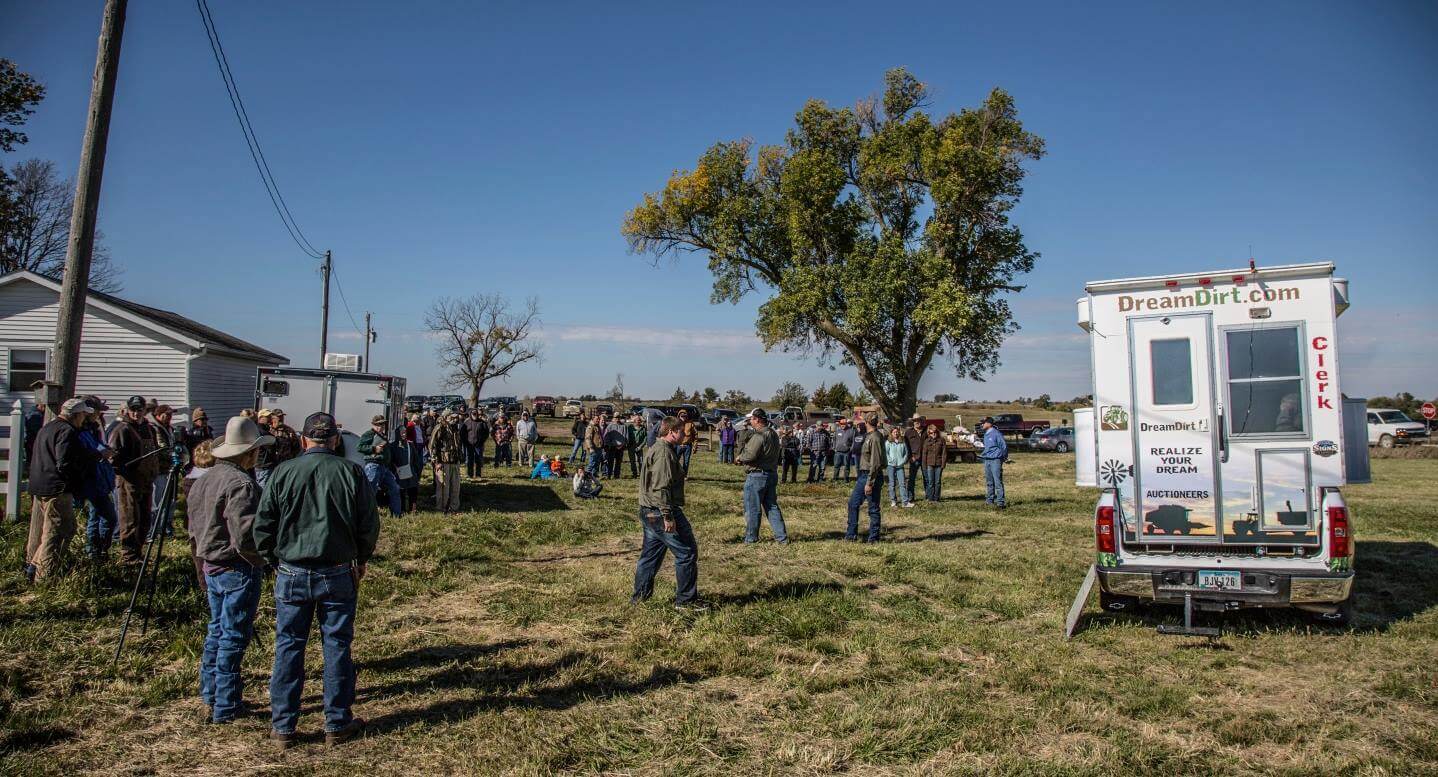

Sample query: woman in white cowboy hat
[186,416,273,724]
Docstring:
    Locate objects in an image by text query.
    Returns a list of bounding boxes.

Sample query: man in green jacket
[846,412,887,543]
[357,415,402,517]
[625,413,647,477]
[632,416,703,609]
[254,412,379,750]
[736,408,787,545]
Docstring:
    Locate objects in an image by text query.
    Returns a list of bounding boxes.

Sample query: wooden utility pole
[319,250,332,365]
[363,311,373,372]
[52,0,128,408]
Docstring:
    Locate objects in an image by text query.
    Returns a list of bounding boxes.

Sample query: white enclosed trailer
[255,367,407,466]
[1074,262,1366,631]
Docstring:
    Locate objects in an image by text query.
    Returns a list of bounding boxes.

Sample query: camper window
[262,378,290,397]
[1225,326,1305,436]
[6,348,48,392]
[1150,338,1193,405]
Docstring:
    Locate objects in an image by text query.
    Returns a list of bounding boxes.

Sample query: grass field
[2,429,1436,775]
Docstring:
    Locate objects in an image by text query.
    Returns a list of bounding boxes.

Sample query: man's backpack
[572,470,603,499]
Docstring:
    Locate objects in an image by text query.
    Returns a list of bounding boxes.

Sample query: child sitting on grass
[530,454,559,480]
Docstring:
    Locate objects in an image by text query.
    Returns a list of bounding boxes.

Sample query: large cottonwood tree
[623,69,1044,420]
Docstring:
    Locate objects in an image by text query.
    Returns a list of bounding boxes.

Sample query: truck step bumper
[1098,567,1353,608]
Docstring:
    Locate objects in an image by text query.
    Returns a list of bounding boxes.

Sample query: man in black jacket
[463,409,489,479]
[26,397,97,582]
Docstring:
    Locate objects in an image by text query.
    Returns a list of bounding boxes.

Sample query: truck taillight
[1327,506,1350,558]
[1096,505,1116,554]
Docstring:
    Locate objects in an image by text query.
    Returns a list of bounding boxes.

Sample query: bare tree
[424,294,542,406]
[0,159,121,291]
[607,373,625,401]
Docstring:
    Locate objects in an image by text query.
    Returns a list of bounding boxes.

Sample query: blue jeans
[201,565,262,721]
[569,438,585,463]
[270,563,358,735]
[632,507,699,603]
[255,467,273,488]
[847,471,883,540]
[984,458,1006,506]
[833,451,852,480]
[807,452,829,482]
[676,444,692,474]
[363,462,403,517]
[718,444,735,464]
[586,450,603,478]
[742,471,787,543]
[84,492,118,557]
[924,465,943,501]
[886,465,909,504]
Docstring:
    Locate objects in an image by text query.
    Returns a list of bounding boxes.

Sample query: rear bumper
[1098,565,1353,608]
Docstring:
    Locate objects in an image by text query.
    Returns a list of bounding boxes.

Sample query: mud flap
[1064,564,1097,640]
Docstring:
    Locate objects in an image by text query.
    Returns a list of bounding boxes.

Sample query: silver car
[1030,426,1075,453]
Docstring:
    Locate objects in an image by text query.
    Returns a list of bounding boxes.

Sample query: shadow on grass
[887,528,991,544]
[511,547,638,564]
[1074,540,1438,637]
[0,724,76,753]
[708,581,845,607]
[460,482,570,513]
[359,639,533,673]
[360,646,702,733]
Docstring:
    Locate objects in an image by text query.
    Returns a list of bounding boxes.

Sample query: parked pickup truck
[531,395,556,417]
[991,413,1051,438]
[1367,408,1429,448]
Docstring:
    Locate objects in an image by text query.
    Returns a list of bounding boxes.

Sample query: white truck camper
[255,367,408,467]
[1073,262,1368,634]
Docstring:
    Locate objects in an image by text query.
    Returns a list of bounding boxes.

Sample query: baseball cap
[257,408,274,419]
[303,411,338,440]
[84,395,109,412]
[126,395,146,411]
[981,416,996,425]
[371,414,388,425]
[60,397,93,416]
[747,407,768,420]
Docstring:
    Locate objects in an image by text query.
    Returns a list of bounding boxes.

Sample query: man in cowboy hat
[25,397,98,581]
[357,414,402,517]
[254,412,378,749]
[429,409,463,513]
[187,415,273,724]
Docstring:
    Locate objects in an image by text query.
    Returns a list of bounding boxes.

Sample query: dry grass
[1,431,1435,776]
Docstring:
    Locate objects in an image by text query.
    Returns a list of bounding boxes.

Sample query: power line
[329,265,364,337]
[195,0,323,260]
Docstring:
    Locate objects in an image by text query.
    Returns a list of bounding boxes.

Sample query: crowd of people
[18,390,1014,747]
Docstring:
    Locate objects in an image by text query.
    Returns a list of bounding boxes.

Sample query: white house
[0,271,287,423]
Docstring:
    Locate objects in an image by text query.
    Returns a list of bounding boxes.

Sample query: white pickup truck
[1366,408,1429,448]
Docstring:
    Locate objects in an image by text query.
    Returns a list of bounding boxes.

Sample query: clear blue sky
[3,0,1435,401]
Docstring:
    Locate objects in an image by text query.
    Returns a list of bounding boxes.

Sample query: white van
[1074,262,1367,631]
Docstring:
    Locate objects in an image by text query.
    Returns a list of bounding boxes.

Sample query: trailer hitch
[1157,593,1221,638]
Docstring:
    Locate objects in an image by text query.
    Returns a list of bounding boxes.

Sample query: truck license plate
[1197,570,1242,591]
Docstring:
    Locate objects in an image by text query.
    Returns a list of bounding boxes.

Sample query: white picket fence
[0,401,25,520]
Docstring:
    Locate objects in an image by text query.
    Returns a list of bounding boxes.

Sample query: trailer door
[1128,313,1221,540]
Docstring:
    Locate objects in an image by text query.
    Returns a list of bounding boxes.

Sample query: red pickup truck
[991,413,1050,437]
[531,396,556,417]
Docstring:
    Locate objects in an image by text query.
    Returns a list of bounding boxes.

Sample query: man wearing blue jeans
[254,412,380,750]
[980,417,1008,509]
[357,416,402,517]
[632,416,703,608]
[847,414,886,542]
[833,418,855,482]
[186,415,274,724]
[736,409,788,544]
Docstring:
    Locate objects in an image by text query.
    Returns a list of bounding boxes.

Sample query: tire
[1100,590,1140,613]
[1056,441,1070,453]
[1378,434,1394,449]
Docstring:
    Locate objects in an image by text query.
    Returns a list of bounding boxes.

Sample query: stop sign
[1423,402,1436,420]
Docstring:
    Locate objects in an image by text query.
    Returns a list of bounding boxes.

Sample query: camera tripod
[112,445,187,668]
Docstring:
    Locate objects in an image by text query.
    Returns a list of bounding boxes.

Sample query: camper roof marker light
[1164,279,1181,291]
[1198,277,1212,286]
[1232,274,1247,285]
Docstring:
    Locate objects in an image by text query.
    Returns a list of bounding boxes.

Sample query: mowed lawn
[2,431,1436,775]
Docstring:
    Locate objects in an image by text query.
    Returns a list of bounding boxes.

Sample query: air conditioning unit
[323,353,362,372]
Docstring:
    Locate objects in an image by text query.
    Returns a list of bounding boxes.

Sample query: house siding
[0,276,280,418]
[188,353,262,423]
